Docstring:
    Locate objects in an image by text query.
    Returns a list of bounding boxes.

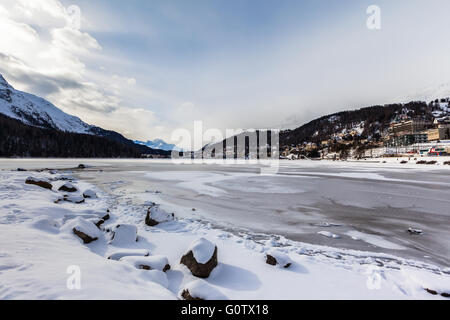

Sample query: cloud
[0,0,161,140]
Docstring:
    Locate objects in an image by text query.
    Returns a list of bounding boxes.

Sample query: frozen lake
[2,158,450,268]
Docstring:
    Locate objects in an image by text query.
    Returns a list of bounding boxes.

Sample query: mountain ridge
[0,74,169,157]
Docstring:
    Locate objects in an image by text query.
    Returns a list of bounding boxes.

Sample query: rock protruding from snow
[55,194,85,204]
[265,249,293,268]
[58,182,77,192]
[408,227,423,235]
[107,249,150,261]
[82,189,97,199]
[180,238,218,278]
[63,217,102,244]
[25,177,52,190]
[109,224,138,245]
[145,203,174,226]
[120,255,170,272]
[179,280,227,300]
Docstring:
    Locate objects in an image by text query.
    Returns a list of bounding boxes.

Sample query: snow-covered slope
[401,83,450,103]
[0,74,93,134]
[134,139,181,151]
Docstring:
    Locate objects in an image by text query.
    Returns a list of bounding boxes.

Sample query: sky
[1,0,450,148]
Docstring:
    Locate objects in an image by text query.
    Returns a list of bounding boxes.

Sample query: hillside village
[280,99,450,160]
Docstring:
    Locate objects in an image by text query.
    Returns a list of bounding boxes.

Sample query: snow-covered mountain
[400,83,450,103]
[134,139,181,151]
[0,73,170,156]
[0,74,93,134]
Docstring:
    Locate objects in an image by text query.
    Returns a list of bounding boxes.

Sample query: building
[389,119,430,135]
[427,128,450,141]
[385,133,428,147]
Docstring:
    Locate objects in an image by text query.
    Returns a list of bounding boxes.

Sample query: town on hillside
[282,99,450,160]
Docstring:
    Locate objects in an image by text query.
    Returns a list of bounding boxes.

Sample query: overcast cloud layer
[1,0,450,148]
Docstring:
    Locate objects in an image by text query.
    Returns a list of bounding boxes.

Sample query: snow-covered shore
[0,168,449,300]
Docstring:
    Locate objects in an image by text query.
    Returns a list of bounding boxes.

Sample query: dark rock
[17,168,27,172]
[266,254,277,266]
[265,254,291,268]
[426,288,438,295]
[416,160,427,164]
[73,227,98,244]
[58,183,77,192]
[102,214,110,221]
[180,247,218,278]
[441,292,450,298]
[145,207,159,226]
[163,264,171,272]
[400,160,408,164]
[25,177,52,190]
[407,227,423,235]
[180,289,203,301]
[95,219,105,229]
[78,164,86,169]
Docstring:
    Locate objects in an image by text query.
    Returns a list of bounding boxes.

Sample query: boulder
[17,168,27,172]
[265,249,292,268]
[55,194,85,204]
[82,189,97,199]
[102,213,110,221]
[63,217,102,244]
[180,238,218,278]
[408,227,423,235]
[25,177,52,190]
[95,219,105,229]
[145,203,174,226]
[109,224,138,245]
[120,255,170,272]
[179,280,227,300]
[73,228,98,244]
[180,289,204,301]
[77,164,86,169]
[58,183,77,192]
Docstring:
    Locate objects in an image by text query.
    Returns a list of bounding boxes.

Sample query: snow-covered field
[0,159,449,300]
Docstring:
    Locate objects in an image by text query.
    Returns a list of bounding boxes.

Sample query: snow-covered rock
[82,189,97,199]
[145,203,174,226]
[179,280,227,300]
[120,255,170,272]
[55,194,85,204]
[109,224,138,245]
[58,182,77,193]
[107,249,150,261]
[180,238,218,278]
[62,217,102,244]
[25,177,52,190]
[265,249,293,268]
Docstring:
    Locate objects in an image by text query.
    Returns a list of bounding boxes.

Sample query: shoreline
[0,166,449,299]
